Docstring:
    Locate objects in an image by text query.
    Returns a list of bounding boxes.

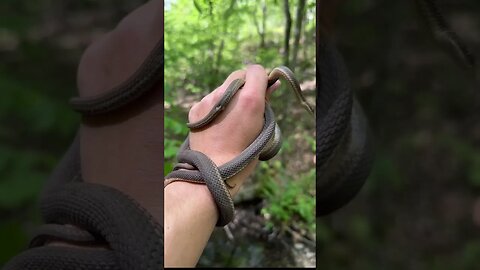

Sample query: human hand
[187,64,280,195]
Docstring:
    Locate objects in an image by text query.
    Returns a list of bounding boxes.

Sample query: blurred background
[0,0,147,266]
[164,0,316,267]
[318,0,480,269]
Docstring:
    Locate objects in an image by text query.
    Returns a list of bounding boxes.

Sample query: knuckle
[221,70,246,89]
[229,70,245,78]
[238,92,264,113]
[188,102,200,121]
[248,64,265,73]
[202,93,217,107]
[189,93,218,122]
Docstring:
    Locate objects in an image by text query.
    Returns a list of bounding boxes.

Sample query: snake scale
[4,0,475,268]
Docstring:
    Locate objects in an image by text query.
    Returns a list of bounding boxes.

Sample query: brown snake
[164,66,315,226]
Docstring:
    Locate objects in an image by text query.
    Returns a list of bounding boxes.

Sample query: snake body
[165,66,314,226]
[315,0,476,215]
[414,0,475,69]
[69,41,164,115]
[3,41,164,269]
[316,40,374,215]
[5,183,163,270]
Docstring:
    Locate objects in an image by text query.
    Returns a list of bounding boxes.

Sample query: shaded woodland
[319,0,480,269]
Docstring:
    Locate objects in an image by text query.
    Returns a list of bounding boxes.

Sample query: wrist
[164,182,217,267]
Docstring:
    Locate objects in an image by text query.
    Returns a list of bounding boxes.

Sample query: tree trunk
[215,40,225,76]
[260,0,267,48]
[291,0,306,69]
[213,0,236,84]
[283,0,292,65]
[252,0,267,48]
[302,10,309,64]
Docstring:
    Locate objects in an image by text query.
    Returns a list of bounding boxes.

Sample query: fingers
[240,65,267,101]
[221,70,247,89]
[237,65,268,114]
[266,80,281,100]
[211,70,246,100]
[189,69,245,123]
[189,64,270,122]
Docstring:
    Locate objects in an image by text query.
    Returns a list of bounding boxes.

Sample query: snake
[3,40,164,270]
[4,0,476,268]
[316,40,374,215]
[164,66,315,226]
[316,0,476,216]
[414,0,476,69]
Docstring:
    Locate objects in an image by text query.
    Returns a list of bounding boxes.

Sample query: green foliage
[0,221,29,264]
[365,151,404,192]
[439,135,480,188]
[0,73,78,138]
[165,0,316,92]
[461,241,480,270]
[259,162,315,232]
[164,112,189,176]
[0,0,85,265]
[0,146,53,209]
[164,64,189,173]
